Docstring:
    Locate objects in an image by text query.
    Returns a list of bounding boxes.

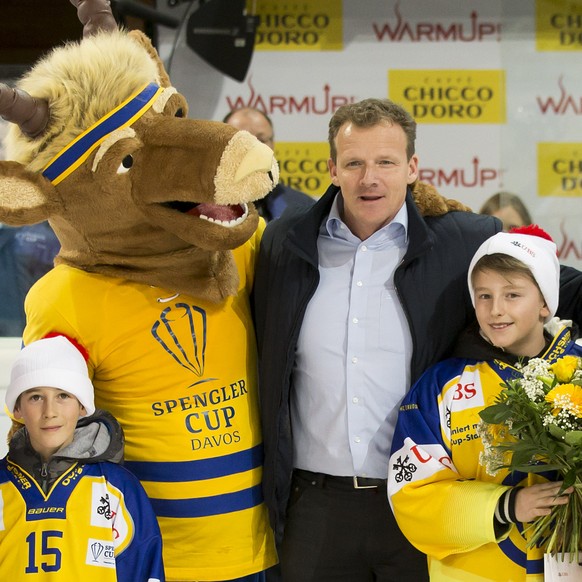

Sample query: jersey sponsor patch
[86,538,116,568]
[442,368,485,412]
[389,438,457,495]
[91,482,117,529]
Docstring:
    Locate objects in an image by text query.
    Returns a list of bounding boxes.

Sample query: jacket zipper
[41,462,48,492]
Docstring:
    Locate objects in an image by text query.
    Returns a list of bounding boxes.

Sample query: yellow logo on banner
[538,143,582,197]
[252,0,343,51]
[388,70,506,124]
[274,142,329,197]
[536,0,582,51]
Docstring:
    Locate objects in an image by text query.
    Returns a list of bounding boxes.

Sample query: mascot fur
[0,1,469,579]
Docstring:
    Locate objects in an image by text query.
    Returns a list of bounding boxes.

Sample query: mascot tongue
[188,203,244,221]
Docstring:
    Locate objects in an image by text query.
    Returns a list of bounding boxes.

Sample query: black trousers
[273,471,429,582]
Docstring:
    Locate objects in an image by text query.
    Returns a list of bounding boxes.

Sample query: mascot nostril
[0,0,278,579]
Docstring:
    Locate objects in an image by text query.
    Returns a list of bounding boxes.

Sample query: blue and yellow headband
[42,82,163,185]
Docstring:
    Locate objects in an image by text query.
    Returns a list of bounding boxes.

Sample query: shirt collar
[323,191,409,247]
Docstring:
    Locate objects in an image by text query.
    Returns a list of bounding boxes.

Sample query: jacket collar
[284,183,338,266]
[285,182,432,265]
[403,188,432,262]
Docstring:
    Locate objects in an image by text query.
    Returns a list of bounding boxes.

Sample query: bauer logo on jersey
[389,439,456,495]
[442,368,484,411]
[86,539,116,568]
[151,303,208,380]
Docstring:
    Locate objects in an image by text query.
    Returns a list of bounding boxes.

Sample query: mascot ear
[0,161,57,225]
[411,180,471,216]
[129,30,172,88]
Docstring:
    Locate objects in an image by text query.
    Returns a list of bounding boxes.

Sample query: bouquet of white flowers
[479,354,582,570]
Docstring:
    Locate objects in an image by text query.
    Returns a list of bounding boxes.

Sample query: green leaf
[479,403,512,424]
[548,424,567,440]
[563,468,577,488]
[564,431,582,446]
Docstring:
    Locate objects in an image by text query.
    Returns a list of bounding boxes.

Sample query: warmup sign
[274,142,329,197]
[388,70,506,124]
[538,142,582,197]
[252,0,343,51]
[536,0,582,51]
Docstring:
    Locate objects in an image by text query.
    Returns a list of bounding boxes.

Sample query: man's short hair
[328,98,416,162]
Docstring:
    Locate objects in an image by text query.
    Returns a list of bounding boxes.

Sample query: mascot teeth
[199,203,248,227]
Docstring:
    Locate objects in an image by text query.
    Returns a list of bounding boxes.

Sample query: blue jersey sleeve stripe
[150,483,264,518]
[124,443,264,482]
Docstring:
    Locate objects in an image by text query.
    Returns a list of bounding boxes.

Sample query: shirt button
[352,397,359,404]
[352,317,359,324]
[354,436,361,443]
[356,281,363,287]
[352,357,358,364]
[361,245,368,252]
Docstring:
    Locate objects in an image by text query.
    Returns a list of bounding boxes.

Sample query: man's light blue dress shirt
[291,194,413,479]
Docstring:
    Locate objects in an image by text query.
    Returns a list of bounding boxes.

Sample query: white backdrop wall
[156,0,582,267]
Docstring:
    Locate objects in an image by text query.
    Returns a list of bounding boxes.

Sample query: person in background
[223,107,314,221]
[388,226,579,581]
[0,117,60,337]
[0,222,60,336]
[252,97,582,581]
[479,191,532,232]
[1,335,165,581]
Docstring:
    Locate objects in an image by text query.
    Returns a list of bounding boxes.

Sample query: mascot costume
[0,1,278,580]
[0,1,508,580]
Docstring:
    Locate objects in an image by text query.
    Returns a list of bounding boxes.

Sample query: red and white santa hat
[467,224,559,322]
[6,335,95,415]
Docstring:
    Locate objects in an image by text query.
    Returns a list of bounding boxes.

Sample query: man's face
[328,121,418,241]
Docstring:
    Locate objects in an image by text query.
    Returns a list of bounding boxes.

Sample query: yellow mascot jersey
[23,229,277,581]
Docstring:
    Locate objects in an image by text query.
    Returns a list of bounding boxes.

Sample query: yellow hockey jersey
[388,325,582,581]
[0,459,163,581]
[23,231,276,581]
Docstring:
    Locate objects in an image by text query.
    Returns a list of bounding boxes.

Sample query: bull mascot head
[0,0,278,302]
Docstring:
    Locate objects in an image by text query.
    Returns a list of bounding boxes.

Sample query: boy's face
[14,387,86,462]
[472,269,550,357]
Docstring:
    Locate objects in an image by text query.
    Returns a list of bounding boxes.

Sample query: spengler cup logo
[86,539,115,568]
[151,303,208,379]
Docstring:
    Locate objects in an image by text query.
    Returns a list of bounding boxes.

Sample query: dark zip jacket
[252,182,582,541]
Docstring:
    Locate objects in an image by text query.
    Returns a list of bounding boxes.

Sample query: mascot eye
[175,108,184,118]
[117,155,134,174]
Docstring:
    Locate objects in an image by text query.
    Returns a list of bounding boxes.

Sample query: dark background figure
[479,191,532,232]
[0,222,60,336]
[223,107,315,221]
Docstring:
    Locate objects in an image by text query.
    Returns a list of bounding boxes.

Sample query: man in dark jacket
[252,98,582,582]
